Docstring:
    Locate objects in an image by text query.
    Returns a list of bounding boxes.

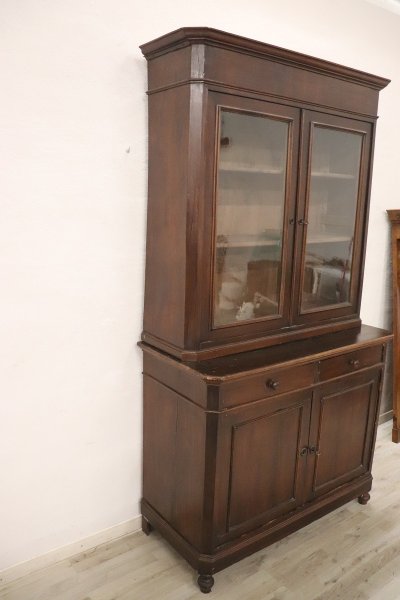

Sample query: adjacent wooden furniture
[387,210,400,442]
[139,28,391,593]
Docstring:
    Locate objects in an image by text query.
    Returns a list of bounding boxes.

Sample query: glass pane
[213,109,289,327]
[301,126,363,312]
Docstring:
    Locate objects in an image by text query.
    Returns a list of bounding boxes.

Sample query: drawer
[319,345,383,382]
[219,362,316,408]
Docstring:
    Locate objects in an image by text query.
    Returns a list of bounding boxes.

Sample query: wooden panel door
[306,369,381,500]
[214,389,311,544]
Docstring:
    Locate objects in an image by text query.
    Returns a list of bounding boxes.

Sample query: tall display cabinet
[139,28,391,593]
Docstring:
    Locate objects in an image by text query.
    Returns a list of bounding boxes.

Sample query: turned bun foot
[197,574,215,593]
[142,515,153,535]
[358,492,371,505]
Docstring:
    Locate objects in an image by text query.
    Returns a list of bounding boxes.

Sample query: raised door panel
[214,389,311,544]
[195,93,300,349]
[293,111,373,327]
[307,369,381,499]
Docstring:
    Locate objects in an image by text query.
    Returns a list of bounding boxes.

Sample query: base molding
[0,516,142,586]
[142,474,372,576]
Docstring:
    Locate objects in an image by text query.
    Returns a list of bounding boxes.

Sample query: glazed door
[293,112,373,326]
[214,389,311,544]
[201,93,300,346]
[305,369,381,500]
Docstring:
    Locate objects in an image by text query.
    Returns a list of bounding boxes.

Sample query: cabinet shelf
[311,171,355,180]
[307,234,352,244]
[216,234,351,248]
[216,237,280,248]
[219,163,284,176]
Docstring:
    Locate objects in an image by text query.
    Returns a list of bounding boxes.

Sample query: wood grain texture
[2,422,399,600]
[139,29,391,593]
[141,29,389,361]
[141,328,388,591]
[387,210,400,442]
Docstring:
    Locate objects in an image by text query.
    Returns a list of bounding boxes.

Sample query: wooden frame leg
[358,492,371,505]
[197,574,215,593]
[392,427,400,444]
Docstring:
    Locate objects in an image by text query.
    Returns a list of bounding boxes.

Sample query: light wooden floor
[2,421,400,600]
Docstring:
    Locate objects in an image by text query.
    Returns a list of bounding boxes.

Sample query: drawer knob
[266,379,280,391]
[349,359,360,369]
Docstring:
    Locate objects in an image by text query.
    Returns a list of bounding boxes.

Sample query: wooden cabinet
[139,28,391,593]
[141,328,389,593]
[215,369,381,541]
[215,388,312,540]
[140,27,389,362]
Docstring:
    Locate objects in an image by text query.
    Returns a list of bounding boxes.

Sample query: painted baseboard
[379,409,393,425]
[0,515,142,586]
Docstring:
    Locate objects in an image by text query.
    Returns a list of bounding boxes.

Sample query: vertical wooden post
[387,210,400,442]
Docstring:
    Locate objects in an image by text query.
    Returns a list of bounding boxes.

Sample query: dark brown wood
[318,345,383,381]
[140,28,389,103]
[141,515,153,536]
[307,370,381,499]
[140,28,391,593]
[141,29,389,361]
[358,492,371,505]
[214,389,312,542]
[387,209,400,442]
[141,330,388,590]
[197,574,214,594]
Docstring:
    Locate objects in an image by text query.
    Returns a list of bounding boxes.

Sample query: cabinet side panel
[143,347,208,408]
[143,375,178,522]
[173,400,206,550]
[143,86,190,348]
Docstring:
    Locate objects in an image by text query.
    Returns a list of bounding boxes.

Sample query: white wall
[1,0,399,572]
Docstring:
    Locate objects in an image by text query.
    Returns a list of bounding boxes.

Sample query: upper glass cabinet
[301,124,364,312]
[141,27,388,360]
[213,108,290,328]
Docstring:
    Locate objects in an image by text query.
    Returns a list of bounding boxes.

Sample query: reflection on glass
[213,109,289,327]
[301,126,363,311]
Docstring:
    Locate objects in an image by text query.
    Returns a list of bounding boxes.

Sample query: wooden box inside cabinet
[140,27,390,361]
[139,28,391,593]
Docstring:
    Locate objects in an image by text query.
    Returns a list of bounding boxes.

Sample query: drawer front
[319,345,383,382]
[220,363,316,408]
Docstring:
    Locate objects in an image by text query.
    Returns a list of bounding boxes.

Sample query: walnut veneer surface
[140,27,391,593]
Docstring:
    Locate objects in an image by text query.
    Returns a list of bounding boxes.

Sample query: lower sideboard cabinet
[140,325,391,594]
